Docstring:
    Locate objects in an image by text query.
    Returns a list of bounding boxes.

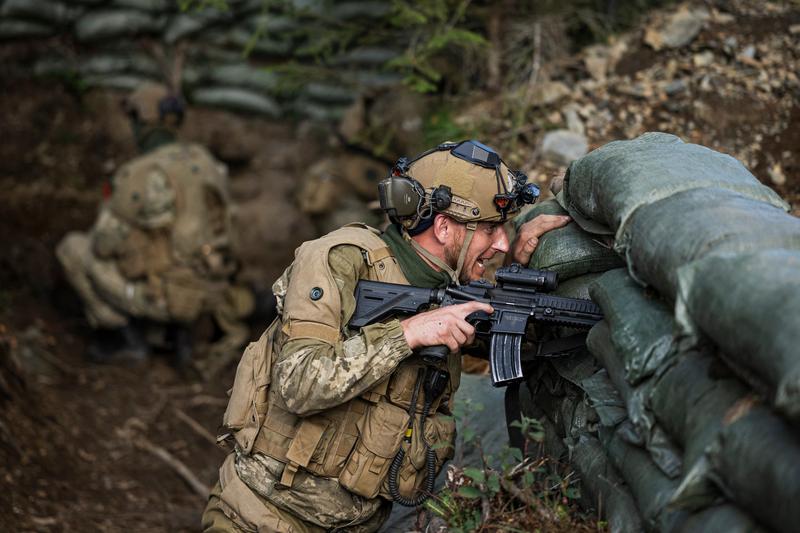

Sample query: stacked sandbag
[515,199,623,284]
[675,250,800,419]
[513,132,798,532]
[559,132,787,238]
[3,0,404,119]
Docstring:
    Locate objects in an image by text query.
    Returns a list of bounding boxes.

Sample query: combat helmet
[123,81,185,126]
[378,140,540,281]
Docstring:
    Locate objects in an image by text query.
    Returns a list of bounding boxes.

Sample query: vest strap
[366,246,393,266]
[279,462,299,488]
[282,320,340,345]
[278,417,327,488]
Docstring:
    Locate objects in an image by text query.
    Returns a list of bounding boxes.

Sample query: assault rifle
[349,264,603,387]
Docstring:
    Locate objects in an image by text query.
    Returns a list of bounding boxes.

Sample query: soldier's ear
[432,214,452,245]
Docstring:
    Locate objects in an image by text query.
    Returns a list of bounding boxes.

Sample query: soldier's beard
[444,241,460,270]
[445,241,473,284]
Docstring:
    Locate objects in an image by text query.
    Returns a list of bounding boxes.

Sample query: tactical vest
[221,224,459,504]
[108,142,232,278]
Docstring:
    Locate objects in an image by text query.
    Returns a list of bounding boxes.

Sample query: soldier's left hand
[507,214,571,266]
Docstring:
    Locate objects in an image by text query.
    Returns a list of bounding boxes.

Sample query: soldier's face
[446,222,510,283]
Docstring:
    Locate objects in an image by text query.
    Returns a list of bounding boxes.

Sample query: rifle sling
[520,333,588,362]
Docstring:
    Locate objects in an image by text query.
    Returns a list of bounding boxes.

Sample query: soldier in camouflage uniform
[201,140,569,532]
[56,82,252,367]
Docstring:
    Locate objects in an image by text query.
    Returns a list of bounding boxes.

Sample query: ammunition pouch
[161,269,213,322]
[222,318,279,453]
[339,402,410,499]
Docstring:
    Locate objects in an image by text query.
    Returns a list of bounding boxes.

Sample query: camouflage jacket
[223,225,459,531]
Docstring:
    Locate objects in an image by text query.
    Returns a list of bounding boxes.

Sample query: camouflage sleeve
[90,207,131,259]
[273,244,413,416]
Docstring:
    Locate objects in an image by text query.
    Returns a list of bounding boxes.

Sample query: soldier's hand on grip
[400,301,494,353]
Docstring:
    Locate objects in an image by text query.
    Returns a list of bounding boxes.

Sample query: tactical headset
[378,140,540,230]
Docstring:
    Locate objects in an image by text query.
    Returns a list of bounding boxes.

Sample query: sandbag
[75,10,165,42]
[622,187,800,297]
[202,64,280,94]
[164,6,243,44]
[589,269,677,385]
[245,14,297,34]
[515,199,623,281]
[706,403,800,532]
[553,272,603,300]
[588,321,682,479]
[329,1,392,20]
[531,371,596,441]
[649,351,749,468]
[676,250,800,419]
[84,74,155,91]
[305,82,357,104]
[330,47,398,66]
[580,369,627,428]
[164,14,209,43]
[677,504,765,533]
[0,0,82,26]
[191,87,281,117]
[0,19,56,39]
[572,434,644,533]
[561,132,787,236]
[109,0,171,12]
[215,28,293,56]
[604,422,686,532]
[80,54,161,77]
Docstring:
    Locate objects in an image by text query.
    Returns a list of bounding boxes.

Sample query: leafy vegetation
[426,401,606,532]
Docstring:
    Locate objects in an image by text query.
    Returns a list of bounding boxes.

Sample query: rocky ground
[454,0,800,215]
[0,0,797,531]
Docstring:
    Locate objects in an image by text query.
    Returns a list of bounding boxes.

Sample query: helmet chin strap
[404,222,477,284]
[454,222,477,283]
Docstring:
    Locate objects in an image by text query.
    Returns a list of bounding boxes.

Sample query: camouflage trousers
[56,232,170,328]
[202,453,392,533]
[56,232,250,356]
[202,454,324,533]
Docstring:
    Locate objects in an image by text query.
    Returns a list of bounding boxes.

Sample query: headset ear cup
[378,176,426,220]
[430,185,452,211]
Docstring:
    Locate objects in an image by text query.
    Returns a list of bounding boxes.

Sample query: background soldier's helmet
[123,81,185,126]
[378,140,540,231]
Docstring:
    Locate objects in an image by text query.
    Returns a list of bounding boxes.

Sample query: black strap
[520,333,588,363]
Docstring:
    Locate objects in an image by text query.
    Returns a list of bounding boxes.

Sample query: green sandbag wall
[513,132,799,532]
[1,0,402,119]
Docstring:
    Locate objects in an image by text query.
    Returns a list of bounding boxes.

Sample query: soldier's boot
[173,324,194,372]
[87,322,149,365]
[112,322,150,364]
[86,329,118,363]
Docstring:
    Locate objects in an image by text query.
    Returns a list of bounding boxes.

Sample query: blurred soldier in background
[296,153,386,235]
[56,82,253,369]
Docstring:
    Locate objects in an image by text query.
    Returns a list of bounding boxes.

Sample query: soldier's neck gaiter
[381,224,451,289]
[132,121,178,154]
